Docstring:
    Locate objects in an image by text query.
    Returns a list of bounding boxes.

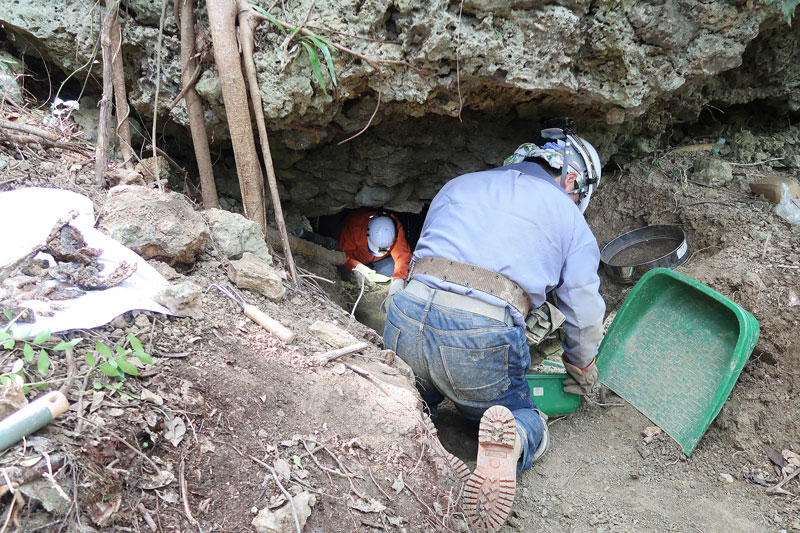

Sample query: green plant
[251,4,338,95]
[85,333,153,396]
[0,322,82,390]
[772,0,798,23]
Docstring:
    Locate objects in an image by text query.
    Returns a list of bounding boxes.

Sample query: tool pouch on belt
[525,301,566,346]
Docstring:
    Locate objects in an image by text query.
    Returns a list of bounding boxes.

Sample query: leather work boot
[464,405,520,532]
[423,415,471,482]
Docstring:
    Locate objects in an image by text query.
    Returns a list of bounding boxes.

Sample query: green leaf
[53,338,82,351]
[134,350,154,365]
[3,338,14,350]
[116,357,139,376]
[300,40,327,95]
[0,331,10,342]
[99,363,120,378]
[33,330,51,345]
[251,5,287,34]
[307,35,337,87]
[96,342,113,359]
[127,334,143,353]
[85,352,97,367]
[23,343,35,362]
[93,380,103,389]
[105,381,123,390]
[0,376,9,386]
[3,309,11,320]
[292,455,303,468]
[115,344,126,358]
[108,359,118,369]
[37,349,50,376]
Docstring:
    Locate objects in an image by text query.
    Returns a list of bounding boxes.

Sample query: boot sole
[464,405,517,532]
[424,417,471,482]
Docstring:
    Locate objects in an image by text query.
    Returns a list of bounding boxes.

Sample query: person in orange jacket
[337,209,412,300]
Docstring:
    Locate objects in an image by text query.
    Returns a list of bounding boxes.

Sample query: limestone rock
[155,282,204,319]
[251,491,315,533]
[0,385,27,420]
[309,321,361,349]
[98,186,209,265]
[0,52,23,103]
[227,253,285,301]
[692,157,733,186]
[205,208,273,263]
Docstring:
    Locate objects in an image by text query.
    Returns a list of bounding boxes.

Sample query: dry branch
[237,0,298,284]
[108,2,134,168]
[95,0,115,186]
[312,342,369,365]
[179,0,219,208]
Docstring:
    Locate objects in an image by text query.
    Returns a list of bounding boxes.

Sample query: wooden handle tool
[206,284,296,344]
[0,391,69,452]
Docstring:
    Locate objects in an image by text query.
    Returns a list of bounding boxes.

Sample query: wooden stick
[312,342,369,365]
[243,304,295,344]
[766,466,800,495]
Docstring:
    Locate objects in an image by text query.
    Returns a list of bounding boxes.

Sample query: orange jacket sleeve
[390,215,412,280]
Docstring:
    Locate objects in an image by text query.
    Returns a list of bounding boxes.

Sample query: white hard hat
[367,215,396,256]
[565,135,602,213]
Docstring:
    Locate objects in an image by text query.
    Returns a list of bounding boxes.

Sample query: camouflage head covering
[504,141,581,175]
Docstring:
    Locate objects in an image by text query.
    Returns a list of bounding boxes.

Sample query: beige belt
[404,280,508,323]
[409,256,530,316]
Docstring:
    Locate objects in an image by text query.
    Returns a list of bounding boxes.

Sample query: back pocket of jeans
[383,319,400,353]
[439,345,510,402]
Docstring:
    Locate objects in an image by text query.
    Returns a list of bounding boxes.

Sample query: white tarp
[0,187,172,336]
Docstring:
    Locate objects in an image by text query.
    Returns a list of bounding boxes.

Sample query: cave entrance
[302,207,428,333]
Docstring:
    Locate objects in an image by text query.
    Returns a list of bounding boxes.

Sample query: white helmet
[539,125,602,213]
[366,215,396,256]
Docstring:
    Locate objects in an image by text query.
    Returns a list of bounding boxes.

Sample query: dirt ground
[1,130,799,533]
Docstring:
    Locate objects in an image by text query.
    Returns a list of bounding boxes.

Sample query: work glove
[353,263,392,284]
[380,278,406,313]
[561,356,599,396]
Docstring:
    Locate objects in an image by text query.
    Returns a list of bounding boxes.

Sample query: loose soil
[1,138,799,533]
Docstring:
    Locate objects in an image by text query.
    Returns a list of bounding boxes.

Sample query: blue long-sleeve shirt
[412,162,606,368]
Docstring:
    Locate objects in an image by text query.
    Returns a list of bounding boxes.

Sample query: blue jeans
[384,288,545,472]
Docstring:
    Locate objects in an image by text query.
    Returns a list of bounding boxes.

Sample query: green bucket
[525,373,581,416]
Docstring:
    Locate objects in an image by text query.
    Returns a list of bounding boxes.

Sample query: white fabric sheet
[0,187,172,336]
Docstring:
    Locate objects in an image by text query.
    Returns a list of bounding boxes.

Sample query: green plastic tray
[525,373,581,416]
[596,268,760,456]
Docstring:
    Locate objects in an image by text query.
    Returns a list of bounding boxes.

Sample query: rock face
[2,1,798,215]
[98,186,209,265]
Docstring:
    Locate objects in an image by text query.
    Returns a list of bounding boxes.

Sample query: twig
[773,264,800,270]
[337,89,382,145]
[179,456,199,528]
[248,456,302,533]
[167,62,203,112]
[366,465,394,502]
[562,462,585,488]
[75,416,159,472]
[151,0,169,191]
[761,232,772,260]
[348,273,367,328]
[136,503,158,532]
[278,0,316,61]
[298,272,335,284]
[312,342,369,365]
[766,466,800,495]
[729,157,784,167]
[58,347,76,396]
[301,440,340,483]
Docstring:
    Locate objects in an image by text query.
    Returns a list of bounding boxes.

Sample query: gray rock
[98,185,209,265]
[251,491,316,533]
[308,321,361,349]
[692,157,733,186]
[204,208,273,264]
[155,282,204,319]
[0,52,23,103]
[227,252,285,301]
